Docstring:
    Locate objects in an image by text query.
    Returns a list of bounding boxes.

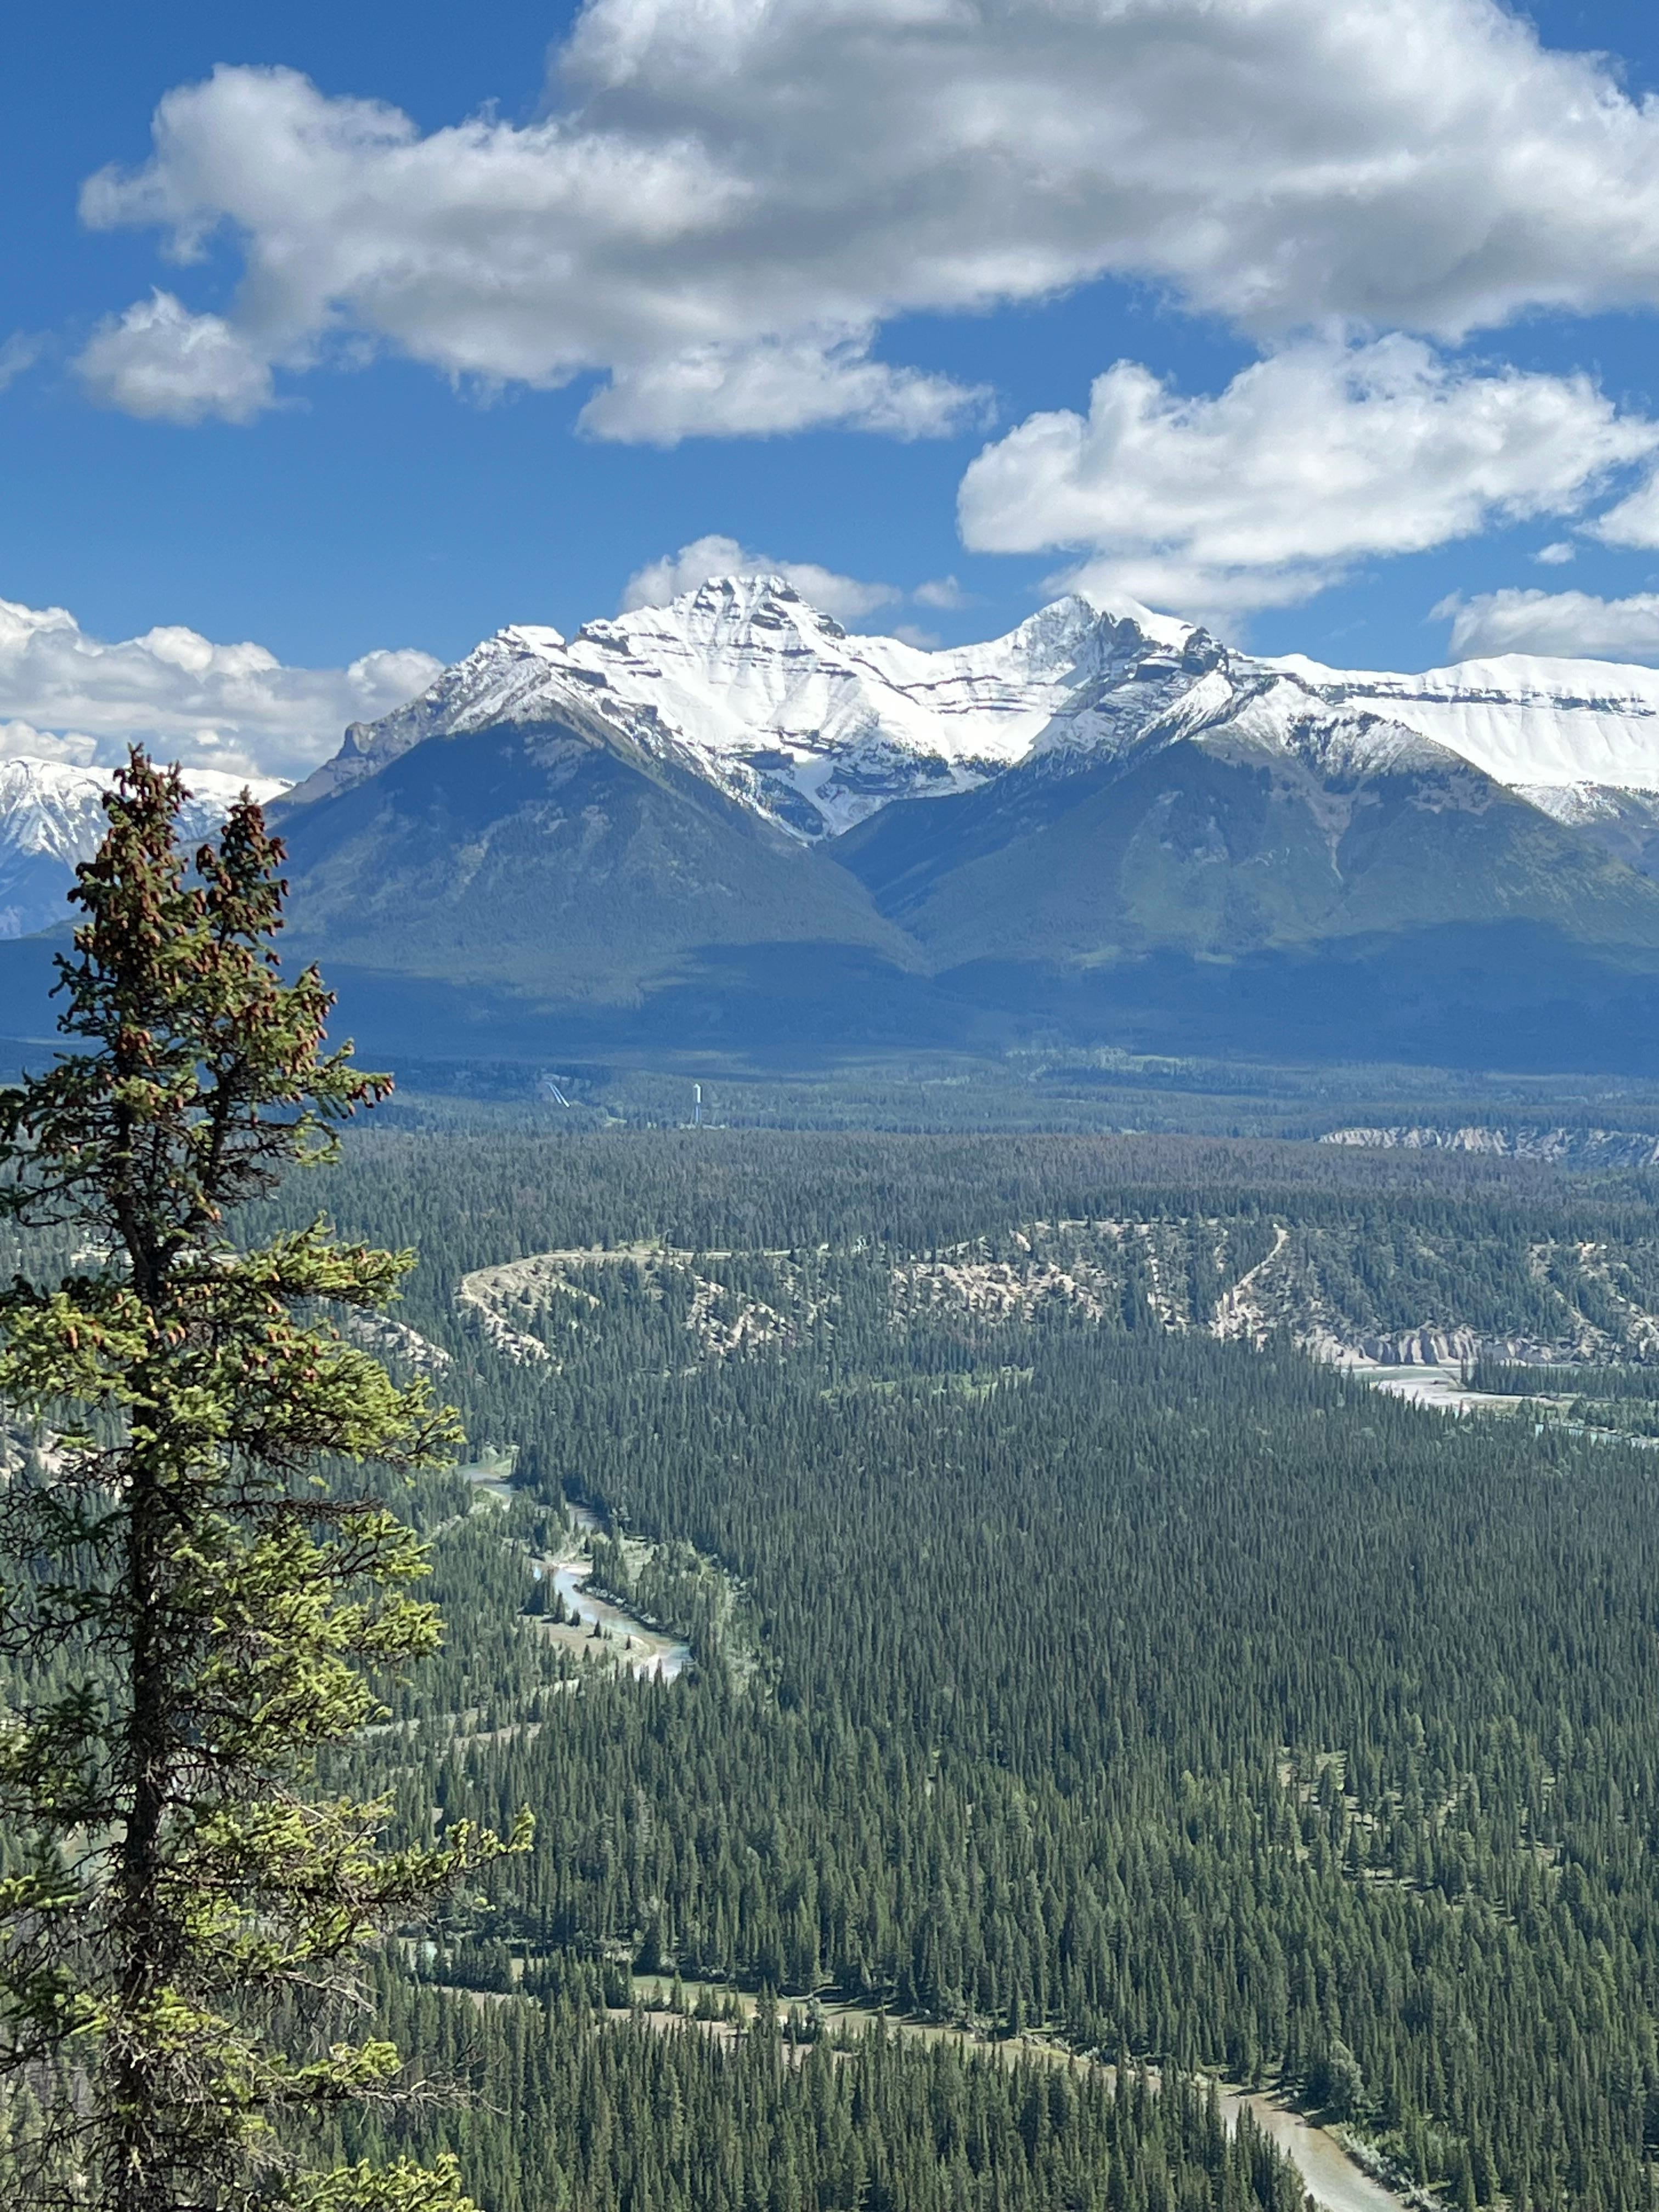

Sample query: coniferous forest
[13,1117,1659,2212]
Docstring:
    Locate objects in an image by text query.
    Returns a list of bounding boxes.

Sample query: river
[1220,2090,1412,2212]
[460,1463,692,1681]
[537,1549,692,1682]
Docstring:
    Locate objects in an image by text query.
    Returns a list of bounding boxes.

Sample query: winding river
[461,1464,692,1681]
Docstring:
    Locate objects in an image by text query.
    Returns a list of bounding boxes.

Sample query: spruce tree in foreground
[0,753,522,2212]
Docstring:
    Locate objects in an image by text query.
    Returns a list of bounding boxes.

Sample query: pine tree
[0,754,526,2212]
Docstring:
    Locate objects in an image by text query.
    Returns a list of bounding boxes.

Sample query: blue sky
[10,0,1659,778]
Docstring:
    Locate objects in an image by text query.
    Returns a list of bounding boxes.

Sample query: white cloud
[1434,588,1659,663]
[579,335,985,443]
[72,1,1659,439]
[956,338,1659,625]
[1534,541,1576,565]
[0,720,97,765]
[620,535,904,625]
[0,335,43,396]
[1589,469,1659,550]
[913,575,967,610]
[0,596,441,777]
[76,292,276,425]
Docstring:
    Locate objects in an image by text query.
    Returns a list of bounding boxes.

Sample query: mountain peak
[497,622,567,656]
[583,572,852,653]
[20,586,1659,1074]
[1069,590,1197,650]
[297,579,1160,838]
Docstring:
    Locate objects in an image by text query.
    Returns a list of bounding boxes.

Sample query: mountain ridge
[9,578,1659,1072]
[285,577,1659,862]
[274,679,921,1005]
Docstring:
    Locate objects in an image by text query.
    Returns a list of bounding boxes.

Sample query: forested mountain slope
[272,686,917,1002]
[835,728,1659,966]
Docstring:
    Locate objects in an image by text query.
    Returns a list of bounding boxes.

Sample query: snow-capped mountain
[292,575,1659,853]
[291,577,1228,838]
[12,576,1659,1074]
[9,580,1659,953]
[0,760,287,939]
[1266,649,1659,872]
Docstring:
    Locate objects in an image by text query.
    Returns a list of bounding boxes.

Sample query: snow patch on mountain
[1270,653,1659,791]
[1198,677,1459,781]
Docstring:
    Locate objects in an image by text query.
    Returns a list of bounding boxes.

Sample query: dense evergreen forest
[16,1122,1659,2212]
[321,1960,1311,2212]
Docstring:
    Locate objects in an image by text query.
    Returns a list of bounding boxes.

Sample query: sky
[10,0,1659,779]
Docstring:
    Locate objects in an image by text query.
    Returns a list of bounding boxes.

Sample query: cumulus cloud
[913,575,967,610]
[956,338,1659,625]
[579,336,985,443]
[77,293,276,424]
[0,720,97,766]
[0,597,441,777]
[1434,588,1659,663]
[1588,469,1659,549]
[1534,541,1577,565]
[72,1,1659,438]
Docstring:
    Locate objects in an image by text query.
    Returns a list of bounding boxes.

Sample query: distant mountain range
[0,759,287,941]
[11,577,1659,1072]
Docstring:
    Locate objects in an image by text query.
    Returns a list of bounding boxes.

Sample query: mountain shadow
[271,695,919,1005]
[837,732,1659,967]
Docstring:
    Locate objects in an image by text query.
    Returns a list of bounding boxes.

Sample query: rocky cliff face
[1321,1125,1659,1168]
